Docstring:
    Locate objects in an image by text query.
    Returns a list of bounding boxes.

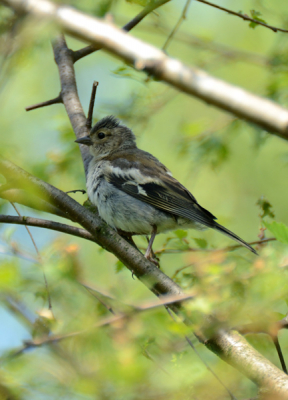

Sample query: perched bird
[75,116,256,260]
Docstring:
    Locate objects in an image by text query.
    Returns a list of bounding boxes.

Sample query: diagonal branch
[3,0,288,139]
[73,0,171,62]
[195,0,288,33]
[25,93,62,111]
[0,156,183,301]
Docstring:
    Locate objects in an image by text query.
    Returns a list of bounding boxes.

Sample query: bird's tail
[214,222,257,255]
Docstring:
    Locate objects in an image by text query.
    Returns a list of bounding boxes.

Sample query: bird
[75,115,257,261]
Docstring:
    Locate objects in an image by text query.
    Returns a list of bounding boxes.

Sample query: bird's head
[75,116,136,159]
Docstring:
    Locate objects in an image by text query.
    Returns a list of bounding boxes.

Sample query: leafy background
[1,0,288,398]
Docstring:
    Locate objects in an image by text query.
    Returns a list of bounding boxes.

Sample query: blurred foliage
[1,0,288,399]
[249,9,267,28]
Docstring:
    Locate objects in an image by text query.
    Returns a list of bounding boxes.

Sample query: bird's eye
[98,132,106,139]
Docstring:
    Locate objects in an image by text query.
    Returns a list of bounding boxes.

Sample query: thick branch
[3,0,288,139]
[0,156,183,300]
[206,330,288,398]
[73,0,171,62]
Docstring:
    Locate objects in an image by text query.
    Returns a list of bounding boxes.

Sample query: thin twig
[162,0,191,52]
[195,0,288,33]
[185,335,238,400]
[273,337,287,375]
[165,305,237,399]
[10,203,52,311]
[86,81,98,130]
[0,214,97,243]
[82,285,116,315]
[155,237,275,256]
[26,94,62,111]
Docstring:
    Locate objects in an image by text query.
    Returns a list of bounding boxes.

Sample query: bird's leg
[145,225,159,267]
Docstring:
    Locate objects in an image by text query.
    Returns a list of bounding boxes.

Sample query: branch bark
[0,156,183,301]
[2,0,288,139]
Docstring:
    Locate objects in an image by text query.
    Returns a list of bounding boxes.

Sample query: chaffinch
[75,116,256,260]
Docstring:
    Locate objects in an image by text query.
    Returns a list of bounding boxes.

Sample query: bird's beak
[75,136,93,146]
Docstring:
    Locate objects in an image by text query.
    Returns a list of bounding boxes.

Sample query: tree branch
[3,0,288,139]
[0,214,97,243]
[72,0,171,62]
[205,330,288,398]
[0,156,183,301]
[25,93,62,111]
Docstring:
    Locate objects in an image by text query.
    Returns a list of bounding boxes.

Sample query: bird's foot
[144,249,160,268]
[144,226,160,267]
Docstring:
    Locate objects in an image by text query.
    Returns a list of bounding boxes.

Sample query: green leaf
[249,9,267,29]
[174,230,187,240]
[263,221,288,244]
[194,238,208,249]
[256,197,275,219]
[115,260,125,273]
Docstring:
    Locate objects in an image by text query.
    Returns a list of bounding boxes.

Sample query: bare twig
[86,81,98,130]
[4,0,288,139]
[82,285,117,315]
[25,93,62,111]
[155,237,275,257]
[185,335,237,400]
[162,0,191,52]
[195,0,288,33]
[0,214,97,243]
[273,337,287,375]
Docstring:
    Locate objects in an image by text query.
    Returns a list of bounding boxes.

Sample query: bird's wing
[104,151,217,228]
